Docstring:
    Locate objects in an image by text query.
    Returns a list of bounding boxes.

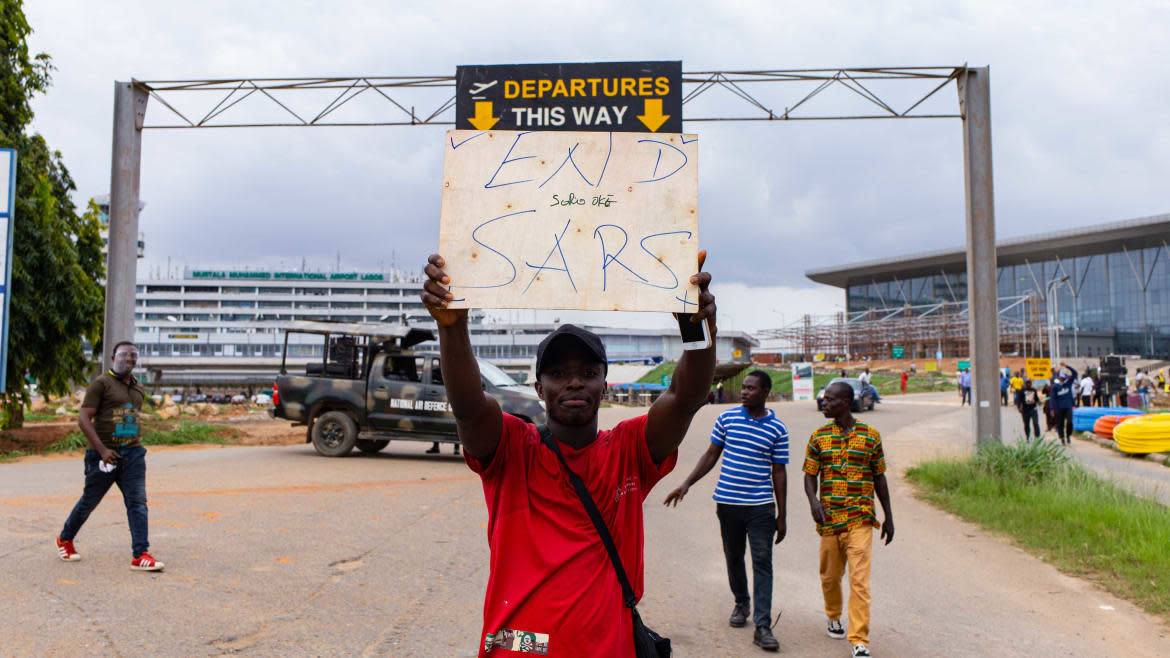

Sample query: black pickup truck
[271,321,546,457]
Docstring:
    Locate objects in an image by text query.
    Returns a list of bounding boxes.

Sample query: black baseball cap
[535,324,607,379]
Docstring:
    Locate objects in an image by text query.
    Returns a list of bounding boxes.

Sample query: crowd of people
[997,363,1168,443]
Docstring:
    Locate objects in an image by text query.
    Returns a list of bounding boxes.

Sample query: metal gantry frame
[105,65,1001,443]
[134,67,964,129]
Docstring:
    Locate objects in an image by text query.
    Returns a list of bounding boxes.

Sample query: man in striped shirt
[664,370,788,652]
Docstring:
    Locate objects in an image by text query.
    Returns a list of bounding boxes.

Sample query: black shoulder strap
[537,424,638,609]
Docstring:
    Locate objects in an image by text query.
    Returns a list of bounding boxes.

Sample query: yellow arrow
[467,101,499,130]
[637,98,670,132]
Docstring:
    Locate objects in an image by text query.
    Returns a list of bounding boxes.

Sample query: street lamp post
[1045,275,1069,366]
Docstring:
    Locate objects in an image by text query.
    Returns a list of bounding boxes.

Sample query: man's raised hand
[421,254,468,327]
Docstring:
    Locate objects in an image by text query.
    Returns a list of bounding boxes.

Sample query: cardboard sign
[438,130,699,312]
[1026,357,1052,380]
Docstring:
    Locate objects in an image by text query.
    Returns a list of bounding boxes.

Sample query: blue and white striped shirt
[710,406,789,506]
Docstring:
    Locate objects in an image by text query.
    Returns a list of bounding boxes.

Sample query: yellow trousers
[819,525,872,645]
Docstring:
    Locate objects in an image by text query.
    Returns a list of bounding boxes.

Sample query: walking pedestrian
[1136,369,1152,409]
[804,382,894,658]
[1078,372,1095,408]
[1000,371,1010,406]
[859,367,880,403]
[663,370,787,652]
[1016,379,1041,440]
[421,252,716,657]
[56,341,164,571]
[899,371,908,395]
[1042,377,1056,431]
[1051,364,1078,445]
[1010,370,1023,395]
[958,368,971,406]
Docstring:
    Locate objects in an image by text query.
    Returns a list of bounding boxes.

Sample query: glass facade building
[809,214,1170,359]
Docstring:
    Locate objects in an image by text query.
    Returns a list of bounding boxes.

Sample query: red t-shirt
[466,413,676,658]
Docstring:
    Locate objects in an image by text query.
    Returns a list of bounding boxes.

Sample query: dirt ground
[0,409,305,458]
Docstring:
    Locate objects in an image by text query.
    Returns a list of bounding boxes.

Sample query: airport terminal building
[132,266,755,384]
[804,213,1170,359]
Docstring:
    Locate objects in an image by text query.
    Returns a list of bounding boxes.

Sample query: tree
[1,1,105,428]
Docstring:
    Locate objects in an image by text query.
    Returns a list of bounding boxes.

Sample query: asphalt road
[1,394,1166,657]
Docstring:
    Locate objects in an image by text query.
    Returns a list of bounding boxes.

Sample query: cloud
[22,0,1170,322]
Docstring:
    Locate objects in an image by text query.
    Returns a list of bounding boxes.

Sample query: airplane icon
[468,80,498,95]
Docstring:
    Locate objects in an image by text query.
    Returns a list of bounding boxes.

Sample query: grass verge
[0,450,27,462]
[46,421,238,453]
[25,409,70,423]
[907,440,1170,617]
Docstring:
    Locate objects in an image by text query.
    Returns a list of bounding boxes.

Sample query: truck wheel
[356,439,390,454]
[311,411,358,457]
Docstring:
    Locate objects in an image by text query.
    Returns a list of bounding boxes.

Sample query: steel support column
[103,82,148,371]
[958,67,1000,445]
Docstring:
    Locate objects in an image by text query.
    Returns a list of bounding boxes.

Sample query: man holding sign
[422,250,716,657]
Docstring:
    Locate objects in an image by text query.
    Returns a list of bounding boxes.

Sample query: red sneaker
[130,552,164,571]
[56,536,81,562]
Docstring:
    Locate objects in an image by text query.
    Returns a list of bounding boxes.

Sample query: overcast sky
[23,1,1170,332]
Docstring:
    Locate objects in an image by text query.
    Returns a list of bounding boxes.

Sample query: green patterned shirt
[803,420,886,536]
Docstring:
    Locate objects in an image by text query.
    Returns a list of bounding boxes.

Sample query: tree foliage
[1,1,105,427]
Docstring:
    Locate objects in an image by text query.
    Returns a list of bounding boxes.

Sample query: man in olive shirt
[56,341,164,571]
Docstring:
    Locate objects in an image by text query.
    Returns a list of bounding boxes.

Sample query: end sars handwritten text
[438,130,699,312]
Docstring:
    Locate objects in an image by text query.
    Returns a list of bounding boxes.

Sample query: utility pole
[958,68,1000,446]
[103,82,148,372]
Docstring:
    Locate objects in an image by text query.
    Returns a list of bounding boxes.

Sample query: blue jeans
[60,445,149,557]
[717,503,775,629]
[960,386,971,405]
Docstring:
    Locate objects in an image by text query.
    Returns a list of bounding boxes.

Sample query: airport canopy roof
[805,212,1170,289]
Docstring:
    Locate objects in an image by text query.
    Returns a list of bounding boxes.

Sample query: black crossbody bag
[538,425,671,658]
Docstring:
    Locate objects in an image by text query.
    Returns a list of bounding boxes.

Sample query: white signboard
[438,130,699,312]
[0,149,14,393]
[792,362,815,401]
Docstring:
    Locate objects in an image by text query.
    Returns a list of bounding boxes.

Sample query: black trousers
[1020,407,1041,439]
[717,503,775,629]
[1053,407,1073,441]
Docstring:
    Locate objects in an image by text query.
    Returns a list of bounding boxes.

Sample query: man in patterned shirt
[803,382,894,658]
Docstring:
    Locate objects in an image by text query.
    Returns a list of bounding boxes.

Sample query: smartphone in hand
[674,312,711,350]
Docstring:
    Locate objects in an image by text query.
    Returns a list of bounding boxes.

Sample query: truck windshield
[477,358,520,387]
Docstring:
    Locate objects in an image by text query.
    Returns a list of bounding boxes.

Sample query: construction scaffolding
[759,294,1050,362]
